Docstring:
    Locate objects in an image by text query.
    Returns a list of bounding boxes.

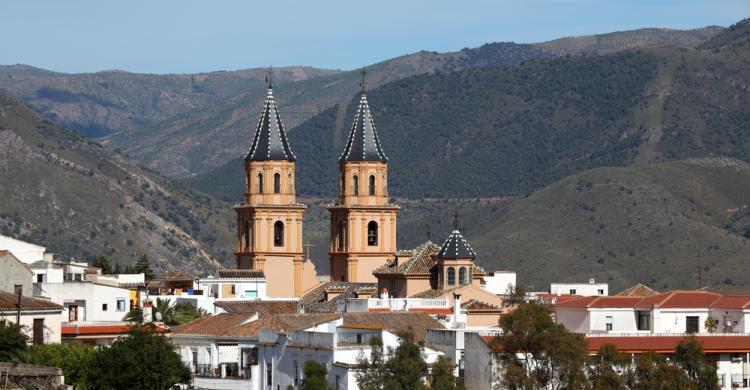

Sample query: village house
[0,290,63,345]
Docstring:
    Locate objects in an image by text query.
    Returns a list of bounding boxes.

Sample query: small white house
[0,290,63,345]
[0,234,46,265]
[197,270,267,300]
[550,279,608,296]
[482,271,517,295]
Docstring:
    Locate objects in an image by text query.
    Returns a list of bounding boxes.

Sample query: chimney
[453,293,461,318]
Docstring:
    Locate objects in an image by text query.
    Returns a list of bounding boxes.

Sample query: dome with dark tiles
[245,86,296,161]
[436,229,477,260]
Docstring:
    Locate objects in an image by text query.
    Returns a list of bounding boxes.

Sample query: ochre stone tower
[328,82,399,282]
[235,83,313,297]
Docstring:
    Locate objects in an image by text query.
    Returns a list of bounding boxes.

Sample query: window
[266,363,272,388]
[74,274,82,281]
[597,289,604,295]
[337,221,345,251]
[367,221,378,246]
[569,289,576,295]
[687,316,702,333]
[459,267,468,285]
[369,175,376,196]
[231,285,236,295]
[294,361,299,386]
[341,175,346,195]
[447,267,456,285]
[258,173,264,193]
[102,303,108,311]
[637,311,651,331]
[68,305,78,322]
[274,221,284,247]
[244,221,251,249]
[116,299,126,311]
[244,290,258,298]
[273,173,281,194]
[353,175,359,196]
[36,274,44,283]
[605,316,613,331]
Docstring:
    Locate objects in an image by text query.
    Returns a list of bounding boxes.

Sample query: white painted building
[0,290,63,345]
[197,270,267,300]
[0,234,46,265]
[482,271,517,295]
[32,280,131,323]
[550,278,608,296]
[258,312,445,390]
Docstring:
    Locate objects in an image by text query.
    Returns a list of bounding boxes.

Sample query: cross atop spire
[265,66,273,89]
[359,68,367,94]
[453,211,460,230]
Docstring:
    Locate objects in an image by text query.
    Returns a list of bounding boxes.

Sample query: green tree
[383,329,428,390]
[0,322,28,362]
[153,297,176,324]
[496,301,589,390]
[589,344,630,390]
[673,337,720,390]
[25,342,96,389]
[429,356,460,390]
[122,306,144,323]
[502,283,527,308]
[127,254,155,280]
[173,301,207,325]
[356,336,387,390]
[87,325,190,390]
[627,351,695,390]
[92,255,112,274]
[113,261,122,275]
[302,360,330,390]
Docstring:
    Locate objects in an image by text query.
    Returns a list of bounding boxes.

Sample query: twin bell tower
[235,70,399,297]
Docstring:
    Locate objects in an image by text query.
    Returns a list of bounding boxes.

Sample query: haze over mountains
[3,21,750,290]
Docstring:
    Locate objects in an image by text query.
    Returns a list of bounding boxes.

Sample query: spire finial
[266,66,273,89]
[359,67,367,94]
[453,211,460,231]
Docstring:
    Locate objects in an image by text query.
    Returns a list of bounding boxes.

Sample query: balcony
[345,298,449,313]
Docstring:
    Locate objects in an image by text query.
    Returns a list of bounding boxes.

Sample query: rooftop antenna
[265,66,273,89]
[698,254,702,289]
[303,241,315,261]
[359,68,367,94]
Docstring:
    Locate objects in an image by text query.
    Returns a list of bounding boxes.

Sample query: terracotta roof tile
[302,282,376,313]
[0,290,62,311]
[341,312,445,340]
[215,300,300,315]
[616,283,659,297]
[461,299,504,313]
[555,290,750,310]
[171,313,255,337]
[586,335,750,353]
[216,270,264,279]
[374,241,439,275]
[159,271,195,281]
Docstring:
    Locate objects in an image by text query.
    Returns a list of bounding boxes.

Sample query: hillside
[187,20,750,201]
[0,65,338,138]
[0,91,237,274]
[104,26,721,178]
[465,158,750,292]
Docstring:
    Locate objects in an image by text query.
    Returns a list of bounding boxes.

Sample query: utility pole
[14,284,22,324]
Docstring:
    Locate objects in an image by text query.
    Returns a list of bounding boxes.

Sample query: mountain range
[2,21,750,291]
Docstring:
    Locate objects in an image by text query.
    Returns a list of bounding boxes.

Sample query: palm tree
[154,298,177,325]
[122,307,144,323]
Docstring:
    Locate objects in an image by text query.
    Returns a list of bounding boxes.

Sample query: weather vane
[359,68,367,94]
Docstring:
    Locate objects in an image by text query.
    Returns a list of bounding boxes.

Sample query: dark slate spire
[339,70,388,162]
[245,84,296,162]
[436,229,477,260]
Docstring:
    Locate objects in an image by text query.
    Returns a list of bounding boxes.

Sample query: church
[234,72,501,309]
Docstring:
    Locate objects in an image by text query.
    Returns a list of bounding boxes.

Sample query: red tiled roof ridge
[555,289,750,309]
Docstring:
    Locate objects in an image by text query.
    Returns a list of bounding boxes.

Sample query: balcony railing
[346,298,449,312]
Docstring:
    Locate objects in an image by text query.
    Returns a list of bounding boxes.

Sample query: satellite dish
[155,312,163,321]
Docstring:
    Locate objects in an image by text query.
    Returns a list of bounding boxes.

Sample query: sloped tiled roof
[342,312,444,340]
[555,290,750,310]
[172,313,255,337]
[0,290,62,311]
[616,283,659,297]
[436,229,477,260]
[461,299,504,313]
[302,282,377,313]
[216,270,265,279]
[339,92,388,162]
[215,300,299,315]
[159,271,195,281]
[411,287,460,299]
[246,86,296,161]
[374,241,440,275]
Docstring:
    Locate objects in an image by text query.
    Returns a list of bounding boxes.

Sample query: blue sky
[1,0,747,74]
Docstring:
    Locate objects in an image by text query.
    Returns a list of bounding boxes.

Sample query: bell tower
[235,73,310,297]
[328,70,399,283]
